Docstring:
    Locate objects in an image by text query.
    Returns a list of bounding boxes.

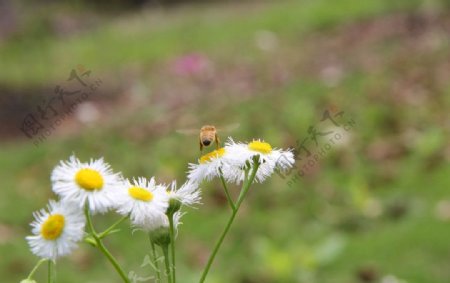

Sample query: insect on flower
[176,123,240,152]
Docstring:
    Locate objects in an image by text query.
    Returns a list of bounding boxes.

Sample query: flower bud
[166,198,181,216]
[149,227,170,247]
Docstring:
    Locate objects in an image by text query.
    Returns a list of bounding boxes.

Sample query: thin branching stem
[98,215,128,239]
[47,260,54,283]
[149,235,162,283]
[199,160,260,283]
[84,205,130,283]
[219,168,236,211]
[26,258,47,280]
[162,245,173,283]
[169,215,177,283]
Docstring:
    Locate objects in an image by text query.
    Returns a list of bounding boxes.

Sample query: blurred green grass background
[0,0,449,282]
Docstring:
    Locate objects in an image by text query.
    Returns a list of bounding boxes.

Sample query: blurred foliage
[1,0,450,283]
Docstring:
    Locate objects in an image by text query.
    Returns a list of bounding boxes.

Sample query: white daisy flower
[166,180,201,207]
[26,200,85,261]
[187,138,295,185]
[115,177,169,227]
[187,147,230,183]
[51,155,122,214]
[223,138,295,184]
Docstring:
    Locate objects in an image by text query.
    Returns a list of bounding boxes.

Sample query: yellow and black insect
[177,123,240,152]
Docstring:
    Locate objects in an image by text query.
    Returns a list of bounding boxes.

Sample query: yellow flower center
[75,168,104,191]
[199,147,226,164]
[129,186,153,201]
[41,214,65,240]
[248,140,272,154]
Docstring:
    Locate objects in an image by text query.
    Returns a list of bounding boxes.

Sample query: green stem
[98,215,128,239]
[219,168,235,211]
[149,235,161,283]
[199,160,260,283]
[47,260,54,283]
[237,168,251,204]
[169,215,176,283]
[84,205,130,283]
[27,258,47,280]
[84,205,96,236]
[162,245,173,283]
[96,239,130,283]
[199,205,237,283]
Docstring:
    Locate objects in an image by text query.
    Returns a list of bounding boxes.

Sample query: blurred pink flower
[171,53,211,76]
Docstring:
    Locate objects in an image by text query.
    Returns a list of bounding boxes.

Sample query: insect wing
[217,123,240,133]
[176,128,199,135]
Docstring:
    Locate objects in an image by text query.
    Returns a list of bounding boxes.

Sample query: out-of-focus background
[1,0,449,282]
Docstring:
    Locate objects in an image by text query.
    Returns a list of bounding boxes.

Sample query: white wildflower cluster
[25,136,294,279]
[27,155,200,261]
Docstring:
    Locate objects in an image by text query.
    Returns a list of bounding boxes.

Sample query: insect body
[176,123,240,152]
[199,125,219,151]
